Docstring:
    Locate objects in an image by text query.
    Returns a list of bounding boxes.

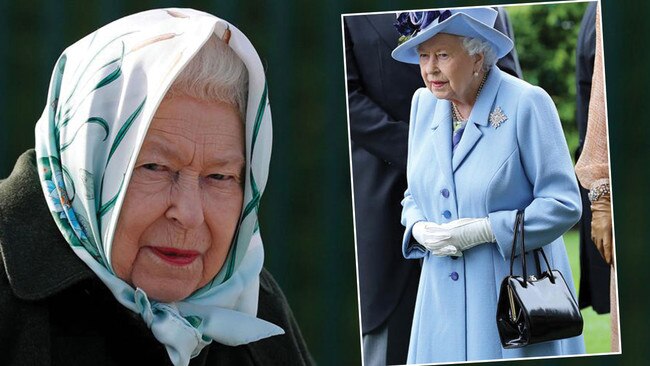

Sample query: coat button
[450,272,459,281]
[441,188,450,198]
[442,210,451,219]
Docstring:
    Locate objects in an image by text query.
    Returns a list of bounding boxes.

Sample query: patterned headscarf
[34,8,282,366]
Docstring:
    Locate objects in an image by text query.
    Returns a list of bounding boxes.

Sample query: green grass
[563,230,611,354]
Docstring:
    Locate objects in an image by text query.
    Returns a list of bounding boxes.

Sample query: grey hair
[167,34,248,120]
[462,37,497,71]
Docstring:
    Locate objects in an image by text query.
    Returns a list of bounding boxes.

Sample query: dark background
[0,0,645,365]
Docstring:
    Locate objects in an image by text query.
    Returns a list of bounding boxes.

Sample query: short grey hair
[167,34,248,120]
[462,37,497,71]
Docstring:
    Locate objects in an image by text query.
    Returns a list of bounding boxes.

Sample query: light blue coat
[401,68,586,363]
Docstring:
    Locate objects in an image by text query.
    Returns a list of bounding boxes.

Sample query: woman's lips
[430,81,447,89]
[149,246,200,266]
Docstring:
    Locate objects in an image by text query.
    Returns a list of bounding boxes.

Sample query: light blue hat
[391,7,514,64]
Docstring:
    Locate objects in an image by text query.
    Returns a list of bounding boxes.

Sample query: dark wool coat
[0,150,314,366]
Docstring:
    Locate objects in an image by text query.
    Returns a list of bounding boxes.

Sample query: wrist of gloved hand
[590,193,613,265]
[412,218,495,257]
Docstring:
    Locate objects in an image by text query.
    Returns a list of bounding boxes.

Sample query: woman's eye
[208,173,229,181]
[437,53,448,59]
[206,173,240,189]
[142,163,166,171]
[419,53,429,60]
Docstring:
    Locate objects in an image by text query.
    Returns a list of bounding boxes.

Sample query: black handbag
[496,211,583,348]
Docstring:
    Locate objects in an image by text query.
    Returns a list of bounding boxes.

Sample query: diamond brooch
[489,106,508,129]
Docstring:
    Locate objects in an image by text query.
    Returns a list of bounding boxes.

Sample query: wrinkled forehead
[142,95,245,155]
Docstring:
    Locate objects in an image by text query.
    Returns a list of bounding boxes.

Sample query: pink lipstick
[430,81,447,89]
[149,247,200,265]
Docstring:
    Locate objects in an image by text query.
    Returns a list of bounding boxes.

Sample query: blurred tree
[507,2,588,157]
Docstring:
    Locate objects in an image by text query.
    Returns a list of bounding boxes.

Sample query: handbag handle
[509,211,527,283]
[508,210,556,285]
[533,246,555,284]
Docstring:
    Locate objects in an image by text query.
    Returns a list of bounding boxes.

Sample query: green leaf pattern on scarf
[40,35,157,267]
[41,24,191,266]
[61,117,109,151]
[106,98,146,164]
[184,315,203,328]
[56,37,130,133]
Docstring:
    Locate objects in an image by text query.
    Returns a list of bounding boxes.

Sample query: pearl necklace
[452,70,489,124]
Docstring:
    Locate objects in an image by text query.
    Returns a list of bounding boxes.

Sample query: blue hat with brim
[392,7,514,64]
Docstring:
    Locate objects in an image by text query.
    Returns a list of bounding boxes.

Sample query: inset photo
[342,1,618,365]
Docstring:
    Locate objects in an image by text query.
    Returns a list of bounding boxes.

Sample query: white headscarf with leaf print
[34,8,282,366]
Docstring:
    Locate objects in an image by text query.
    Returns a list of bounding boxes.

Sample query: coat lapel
[452,68,504,172]
[0,150,94,301]
[431,99,454,182]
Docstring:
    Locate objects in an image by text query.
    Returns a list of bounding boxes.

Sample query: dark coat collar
[0,150,94,301]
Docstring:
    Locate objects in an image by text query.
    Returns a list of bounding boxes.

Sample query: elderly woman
[391,7,585,363]
[0,9,311,366]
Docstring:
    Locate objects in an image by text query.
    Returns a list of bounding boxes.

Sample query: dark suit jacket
[345,13,422,334]
[345,10,522,334]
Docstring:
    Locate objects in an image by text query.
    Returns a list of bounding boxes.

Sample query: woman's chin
[429,88,449,100]
[133,276,199,302]
[128,255,205,302]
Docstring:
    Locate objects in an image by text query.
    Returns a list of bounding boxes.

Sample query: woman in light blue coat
[391,7,586,363]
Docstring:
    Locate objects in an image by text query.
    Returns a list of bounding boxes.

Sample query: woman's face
[417,33,482,104]
[112,95,245,302]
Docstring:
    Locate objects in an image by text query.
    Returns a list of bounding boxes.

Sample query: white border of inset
[340,0,621,365]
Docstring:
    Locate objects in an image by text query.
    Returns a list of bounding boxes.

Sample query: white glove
[412,218,496,257]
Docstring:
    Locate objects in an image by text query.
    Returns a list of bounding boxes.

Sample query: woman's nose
[425,57,438,74]
[165,174,205,229]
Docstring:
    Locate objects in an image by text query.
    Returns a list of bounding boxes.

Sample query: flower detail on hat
[394,10,452,45]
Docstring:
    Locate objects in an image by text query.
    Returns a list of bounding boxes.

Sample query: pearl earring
[473,71,479,77]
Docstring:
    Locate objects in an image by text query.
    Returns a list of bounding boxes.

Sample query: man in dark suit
[344,8,521,366]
